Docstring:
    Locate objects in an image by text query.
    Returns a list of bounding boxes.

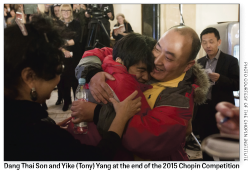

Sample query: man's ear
[218,39,222,47]
[115,57,123,65]
[20,67,36,89]
[183,60,195,73]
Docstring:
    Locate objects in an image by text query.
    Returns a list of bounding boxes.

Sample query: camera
[86,4,110,19]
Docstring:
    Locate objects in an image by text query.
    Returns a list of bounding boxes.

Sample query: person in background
[4,4,11,18]
[85,4,114,48]
[4,6,9,23]
[112,13,133,41]
[215,102,239,135]
[72,4,88,55]
[44,4,53,17]
[81,4,87,11]
[52,4,61,20]
[193,27,239,161]
[57,4,82,111]
[6,8,16,27]
[4,15,141,161]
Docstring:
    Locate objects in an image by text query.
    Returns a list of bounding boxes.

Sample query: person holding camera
[85,4,114,48]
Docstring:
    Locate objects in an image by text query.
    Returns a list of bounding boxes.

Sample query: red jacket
[70,47,201,160]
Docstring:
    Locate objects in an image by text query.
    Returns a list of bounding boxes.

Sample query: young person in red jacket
[71,28,210,160]
[68,33,156,160]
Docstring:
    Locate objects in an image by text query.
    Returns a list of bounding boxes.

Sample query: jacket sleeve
[97,103,117,136]
[75,47,113,80]
[216,57,239,91]
[122,106,190,160]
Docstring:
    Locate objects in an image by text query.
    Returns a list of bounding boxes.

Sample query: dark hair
[112,33,156,73]
[200,27,220,41]
[170,25,201,61]
[4,14,66,99]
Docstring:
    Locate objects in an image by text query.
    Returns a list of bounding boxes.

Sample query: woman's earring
[30,87,38,101]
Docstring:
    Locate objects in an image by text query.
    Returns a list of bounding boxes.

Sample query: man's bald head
[168,25,201,61]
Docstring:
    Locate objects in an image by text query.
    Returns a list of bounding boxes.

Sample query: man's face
[128,61,149,83]
[151,29,194,82]
[54,6,60,18]
[201,33,221,59]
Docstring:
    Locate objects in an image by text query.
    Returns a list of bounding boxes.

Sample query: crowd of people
[4,4,239,161]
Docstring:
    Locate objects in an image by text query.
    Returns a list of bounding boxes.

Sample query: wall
[160,4,196,37]
[111,4,141,34]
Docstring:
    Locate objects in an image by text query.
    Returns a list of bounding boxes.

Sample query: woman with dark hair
[57,4,82,111]
[4,14,141,161]
[112,13,133,41]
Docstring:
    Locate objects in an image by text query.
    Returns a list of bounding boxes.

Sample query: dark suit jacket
[198,51,239,105]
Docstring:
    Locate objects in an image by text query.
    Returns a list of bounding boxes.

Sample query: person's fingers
[101,83,114,98]
[59,117,72,126]
[215,102,236,117]
[215,112,224,123]
[60,125,68,130]
[92,87,108,104]
[135,101,142,109]
[71,117,81,124]
[132,96,142,104]
[217,123,239,135]
[125,90,138,101]
[216,112,238,129]
[90,89,101,103]
[104,72,115,81]
[71,101,78,106]
[232,107,239,117]
[95,85,109,104]
[71,111,79,118]
[109,98,119,107]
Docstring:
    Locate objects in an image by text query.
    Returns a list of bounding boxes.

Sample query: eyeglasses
[61,10,71,13]
[54,4,61,6]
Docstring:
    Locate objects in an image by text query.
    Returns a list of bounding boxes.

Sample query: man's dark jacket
[198,51,239,105]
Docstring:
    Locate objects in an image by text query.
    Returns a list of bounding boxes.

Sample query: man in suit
[194,27,239,161]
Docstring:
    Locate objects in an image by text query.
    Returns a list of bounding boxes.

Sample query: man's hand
[71,100,97,124]
[110,90,141,120]
[89,72,115,104]
[107,12,113,19]
[64,50,72,58]
[215,102,239,135]
[208,72,220,82]
[85,11,90,18]
[56,117,72,130]
[67,39,75,46]
[118,29,123,34]
[107,90,141,137]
